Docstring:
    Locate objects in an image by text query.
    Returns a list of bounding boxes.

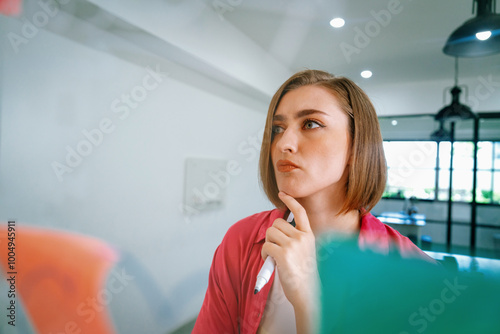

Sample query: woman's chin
[277,186,306,199]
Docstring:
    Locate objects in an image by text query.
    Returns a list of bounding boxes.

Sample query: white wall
[0,14,273,334]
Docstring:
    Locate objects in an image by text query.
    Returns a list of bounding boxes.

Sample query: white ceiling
[10,0,500,115]
[207,0,500,85]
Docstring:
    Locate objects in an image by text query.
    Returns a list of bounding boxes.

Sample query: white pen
[254,211,295,294]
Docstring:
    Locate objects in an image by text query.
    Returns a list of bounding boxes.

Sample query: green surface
[317,235,500,334]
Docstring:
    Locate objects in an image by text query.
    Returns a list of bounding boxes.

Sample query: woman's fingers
[278,191,312,233]
[261,219,294,260]
[261,241,281,263]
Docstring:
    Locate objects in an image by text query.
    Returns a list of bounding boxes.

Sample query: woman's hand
[261,191,318,333]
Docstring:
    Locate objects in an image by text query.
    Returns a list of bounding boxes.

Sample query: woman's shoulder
[360,213,434,262]
[212,208,285,272]
[223,208,285,245]
[360,212,411,238]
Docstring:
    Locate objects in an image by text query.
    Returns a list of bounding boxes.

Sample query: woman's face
[271,85,352,202]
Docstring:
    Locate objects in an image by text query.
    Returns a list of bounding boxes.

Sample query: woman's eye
[304,120,321,129]
[272,126,284,134]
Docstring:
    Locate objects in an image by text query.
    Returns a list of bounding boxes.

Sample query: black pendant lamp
[435,58,476,123]
[430,120,452,141]
[435,86,476,122]
[443,0,500,57]
[433,58,477,254]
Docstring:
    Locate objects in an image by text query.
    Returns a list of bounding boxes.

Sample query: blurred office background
[0,0,499,333]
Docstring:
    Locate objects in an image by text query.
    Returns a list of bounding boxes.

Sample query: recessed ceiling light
[330,17,345,28]
[391,120,398,126]
[476,31,492,41]
[361,70,372,79]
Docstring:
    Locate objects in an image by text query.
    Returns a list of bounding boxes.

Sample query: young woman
[192,70,431,334]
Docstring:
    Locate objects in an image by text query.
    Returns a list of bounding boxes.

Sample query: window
[383,141,437,200]
[476,142,500,204]
[383,140,500,205]
[438,142,474,202]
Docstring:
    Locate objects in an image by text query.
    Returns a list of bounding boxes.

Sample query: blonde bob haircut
[259,69,387,216]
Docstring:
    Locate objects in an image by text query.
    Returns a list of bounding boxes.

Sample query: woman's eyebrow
[273,109,330,121]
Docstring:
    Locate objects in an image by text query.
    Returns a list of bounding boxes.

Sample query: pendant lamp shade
[435,86,476,122]
[431,121,452,141]
[443,0,500,57]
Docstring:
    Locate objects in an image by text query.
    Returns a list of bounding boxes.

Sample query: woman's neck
[296,190,360,237]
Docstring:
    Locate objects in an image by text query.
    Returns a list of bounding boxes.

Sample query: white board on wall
[184,158,228,213]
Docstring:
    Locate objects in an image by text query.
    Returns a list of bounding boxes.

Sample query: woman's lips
[276,159,299,172]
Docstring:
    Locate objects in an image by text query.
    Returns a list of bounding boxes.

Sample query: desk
[425,251,500,280]
[377,212,426,247]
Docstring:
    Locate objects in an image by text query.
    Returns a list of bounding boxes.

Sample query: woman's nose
[275,127,298,153]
